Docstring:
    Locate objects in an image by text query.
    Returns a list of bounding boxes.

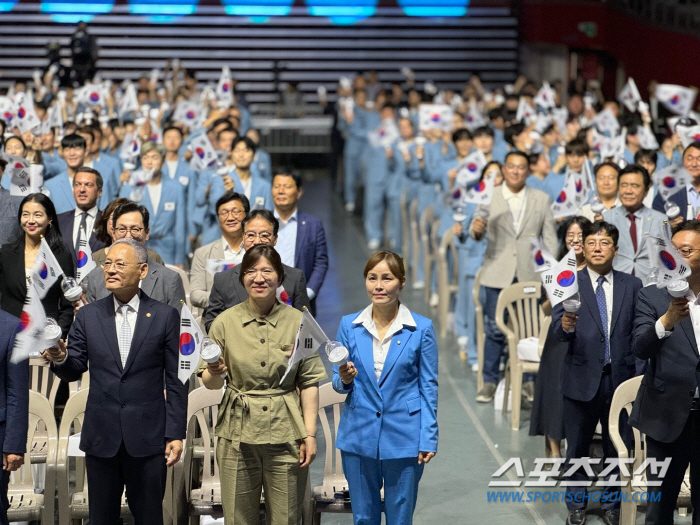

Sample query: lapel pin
[397,340,401,345]
[146,312,151,317]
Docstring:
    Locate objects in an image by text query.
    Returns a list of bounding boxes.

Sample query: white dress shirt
[147,183,162,216]
[625,207,644,250]
[222,237,245,265]
[687,184,700,219]
[587,267,613,337]
[274,208,298,268]
[655,288,700,397]
[72,205,98,248]
[239,177,252,200]
[114,293,140,358]
[352,304,417,381]
[166,160,178,179]
[501,185,527,234]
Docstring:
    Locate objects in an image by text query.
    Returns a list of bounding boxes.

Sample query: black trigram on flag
[552,289,564,298]
[181,318,191,327]
[78,239,87,248]
[180,361,191,370]
[567,258,576,267]
[545,275,553,284]
[304,338,313,349]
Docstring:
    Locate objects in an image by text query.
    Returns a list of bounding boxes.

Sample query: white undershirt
[166,160,178,179]
[148,183,162,215]
[352,304,417,381]
[72,205,98,248]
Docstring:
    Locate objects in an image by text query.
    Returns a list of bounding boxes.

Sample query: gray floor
[301,177,692,525]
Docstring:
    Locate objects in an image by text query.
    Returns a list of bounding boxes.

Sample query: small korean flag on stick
[531,236,558,273]
[551,171,589,219]
[188,134,218,171]
[280,308,330,383]
[11,281,50,363]
[653,164,690,201]
[650,236,692,288]
[541,248,579,307]
[618,78,642,112]
[456,150,487,190]
[205,259,238,276]
[31,238,64,299]
[75,237,96,283]
[178,303,203,384]
[463,163,496,206]
[656,84,698,117]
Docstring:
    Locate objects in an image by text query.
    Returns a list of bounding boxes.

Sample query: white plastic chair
[409,198,420,287]
[436,229,459,338]
[473,268,486,393]
[166,263,192,309]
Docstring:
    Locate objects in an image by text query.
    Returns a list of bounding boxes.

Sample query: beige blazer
[480,186,558,289]
[189,239,226,309]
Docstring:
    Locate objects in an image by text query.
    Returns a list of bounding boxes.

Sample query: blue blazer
[254,150,272,182]
[44,171,76,214]
[162,159,199,239]
[332,310,439,460]
[93,153,122,208]
[652,184,688,217]
[43,149,67,180]
[552,269,643,403]
[119,177,187,265]
[51,292,188,458]
[0,309,27,456]
[294,212,328,295]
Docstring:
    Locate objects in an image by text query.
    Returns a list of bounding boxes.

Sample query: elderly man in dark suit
[629,220,700,525]
[56,167,107,268]
[272,169,328,315]
[45,238,187,525]
[83,201,185,312]
[553,221,643,525]
[0,309,27,525]
[204,209,310,332]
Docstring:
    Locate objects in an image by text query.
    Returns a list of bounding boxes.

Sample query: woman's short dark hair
[5,135,27,153]
[215,191,250,215]
[95,198,129,245]
[363,251,406,284]
[238,244,285,287]
[634,149,658,166]
[16,193,65,253]
[452,128,472,143]
[558,216,592,259]
[480,161,501,181]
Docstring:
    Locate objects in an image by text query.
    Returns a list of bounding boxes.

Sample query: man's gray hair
[110,238,148,264]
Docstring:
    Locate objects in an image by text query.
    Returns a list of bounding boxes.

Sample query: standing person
[652,141,700,222]
[472,150,557,402]
[529,216,590,462]
[189,191,249,309]
[56,167,106,268]
[203,244,326,523]
[0,193,75,337]
[334,251,438,525]
[272,170,328,314]
[578,162,621,222]
[629,220,700,525]
[553,221,643,525]
[43,134,88,214]
[0,159,22,246]
[44,238,187,525]
[70,21,98,85]
[0,309,28,525]
[603,165,666,283]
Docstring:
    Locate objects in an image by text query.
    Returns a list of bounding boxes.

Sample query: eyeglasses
[565,233,583,240]
[244,231,274,242]
[677,247,700,257]
[243,268,275,278]
[115,226,144,236]
[218,209,245,219]
[585,240,614,249]
[101,261,141,272]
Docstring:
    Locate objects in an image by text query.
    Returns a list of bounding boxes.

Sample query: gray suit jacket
[0,189,22,246]
[189,239,226,309]
[479,186,558,289]
[203,263,310,332]
[84,261,186,312]
[603,205,666,284]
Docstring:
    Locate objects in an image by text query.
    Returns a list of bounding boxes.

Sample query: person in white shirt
[190,191,249,309]
[578,162,622,222]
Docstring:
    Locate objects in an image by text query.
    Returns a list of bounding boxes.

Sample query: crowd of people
[0,57,699,525]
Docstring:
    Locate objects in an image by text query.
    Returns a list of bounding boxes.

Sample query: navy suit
[51,292,187,525]
[57,209,107,270]
[294,211,328,313]
[629,285,700,524]
[652,185,688,217]
[0,310,27,525]
[552,269,642,512]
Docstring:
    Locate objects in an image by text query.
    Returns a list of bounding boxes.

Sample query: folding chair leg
[511,369,523,431]
[619,496,637,525]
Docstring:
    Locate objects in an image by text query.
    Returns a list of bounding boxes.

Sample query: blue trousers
[364,182,387,244]
[342,452,424,525]
[344,138,365,206]
[455,263,479,364]
[482,285,507,385]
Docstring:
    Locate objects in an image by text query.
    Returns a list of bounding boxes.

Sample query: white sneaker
[471,363,479,372]
[367,239,380,250]
[345,202,355,213]
[412,280,425,290]
[429,292,439,308]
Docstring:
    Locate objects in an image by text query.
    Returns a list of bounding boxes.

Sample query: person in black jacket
[0,193,75,338]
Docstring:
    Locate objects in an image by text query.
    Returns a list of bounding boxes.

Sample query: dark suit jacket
[0,189,22,246]
[203,263,310,332]
[652,186,687,217]
[553,269,643,403]
[84,261,185,313]
[629,285,700,443]
[0,309,27,455]
[0,239,75,337]
[57,209,107,268]
[294,212,328,296]
[51,292,188,457]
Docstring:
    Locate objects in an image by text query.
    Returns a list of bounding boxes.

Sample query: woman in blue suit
[333,251,438,525]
